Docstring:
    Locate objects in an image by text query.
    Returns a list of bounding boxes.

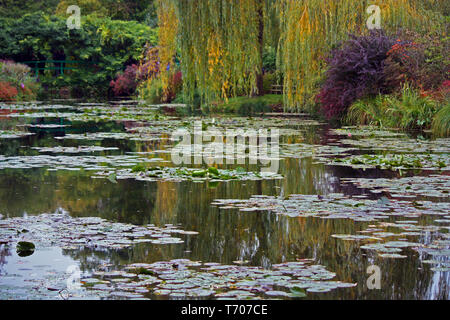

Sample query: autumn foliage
[0,60,38,101]
[0,81,18,100]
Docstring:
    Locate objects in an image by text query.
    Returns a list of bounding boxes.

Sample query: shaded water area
[0,101,448,300]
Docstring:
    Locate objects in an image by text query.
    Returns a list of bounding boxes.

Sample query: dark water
[0,102,448,300]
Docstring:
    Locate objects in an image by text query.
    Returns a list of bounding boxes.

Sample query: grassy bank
[206,94,284,115]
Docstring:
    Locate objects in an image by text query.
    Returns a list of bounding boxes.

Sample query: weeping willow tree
[157,0,446,110]
[156,0,279,105]
[277,0,447,111]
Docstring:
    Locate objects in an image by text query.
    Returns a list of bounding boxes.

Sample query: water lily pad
[16,241,35,256]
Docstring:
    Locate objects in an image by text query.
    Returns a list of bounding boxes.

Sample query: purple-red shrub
[316,31,396,119]
[165,70,183,102]
[110,64,139,96]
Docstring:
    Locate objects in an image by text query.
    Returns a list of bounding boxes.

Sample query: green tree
[0,0,59,18]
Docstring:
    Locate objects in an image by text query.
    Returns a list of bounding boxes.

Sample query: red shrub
[384,32,449,92]
[110,64,139,96]
[0,82,18,101]
[165,71,183,102]
[421,80,450,101]
[383,39,423,90]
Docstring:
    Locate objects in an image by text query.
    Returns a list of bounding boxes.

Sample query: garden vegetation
[0,0,448,136]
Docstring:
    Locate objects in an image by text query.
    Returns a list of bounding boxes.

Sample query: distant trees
[0,12,157,97]
[0,0,59,18]
[0,0,157,24]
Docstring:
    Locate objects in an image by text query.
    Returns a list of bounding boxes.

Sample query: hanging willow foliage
[138,0,178,102]
[277,0,446,111]
[158,0,278,105]
[157,0,178,92]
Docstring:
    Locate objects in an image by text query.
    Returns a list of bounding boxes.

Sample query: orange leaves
[207,36,223,75]
[299,5,310,36]
[0,82,18,101]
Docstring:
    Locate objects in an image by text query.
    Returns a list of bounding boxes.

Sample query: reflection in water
[0,245,12,276]
[0,109,448,299]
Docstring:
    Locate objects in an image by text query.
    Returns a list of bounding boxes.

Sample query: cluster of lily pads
[31,146,120,154]
[341,175,450,198]
[0,154,164,171]
[169,141,281,163]
[95,165,284,183]
[0,212,198,251]
[0,153,282,183]
[54,132,164,142]
[0,103,73,111]
[123,117,319,141]
[168,141,356,165]
[211,193,449,222]
[5,107,168,123]
[330,127,406,138]
[338,137,450,154]
[280,143,356,159]
[6,112,79,119]
[332,216,450,265]
[81,258,356,299]
[328,126,450,172]
[0,130,34,139]
[18,124,70,129]
[327,153,449,171]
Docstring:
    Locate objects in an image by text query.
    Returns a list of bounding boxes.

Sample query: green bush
[138,79,164,104]
[262,46,277,73]
[207,94,283,114]
[237,100,270,116]
[387,83,437,130]
[346,95,387,127]
[262,72,280,94]
[0,0,156,23]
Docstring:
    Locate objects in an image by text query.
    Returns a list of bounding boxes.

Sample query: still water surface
[0,102,448,299]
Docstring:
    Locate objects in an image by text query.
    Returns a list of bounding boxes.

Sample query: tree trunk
[254,0,264,96]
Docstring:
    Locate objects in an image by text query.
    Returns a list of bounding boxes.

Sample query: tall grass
[346,95,388,128]
[385,83,437,130]
[347,83,439,131]
[432,102,450,137]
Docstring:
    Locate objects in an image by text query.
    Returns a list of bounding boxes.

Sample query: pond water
[0,101,448,300]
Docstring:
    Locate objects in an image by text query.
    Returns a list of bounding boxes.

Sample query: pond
[0,101,448,300]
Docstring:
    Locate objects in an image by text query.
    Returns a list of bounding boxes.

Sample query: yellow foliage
[157,0,178,93]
